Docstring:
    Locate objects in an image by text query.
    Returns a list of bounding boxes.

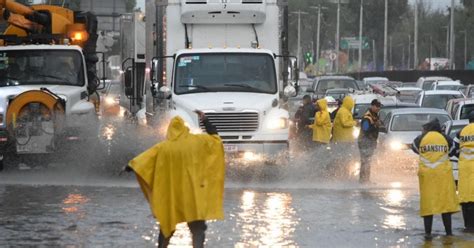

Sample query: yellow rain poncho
[129,116,225,238]
[309,99,332,144]
[332,96,356,143]
[457,123,474,203]
[418,131,459,216]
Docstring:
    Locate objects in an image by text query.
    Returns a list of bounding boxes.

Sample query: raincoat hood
[167,116,190,140]
[317,99,328,112]
[342,96,355,111]
[129,118,225,238]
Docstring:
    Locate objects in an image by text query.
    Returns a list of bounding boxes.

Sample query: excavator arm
[0,0,49,33]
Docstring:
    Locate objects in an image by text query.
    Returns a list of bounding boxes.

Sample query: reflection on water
[102,124,116,141]
[236,191,298,247]
[382,182,406,229]
[62,193,89,214]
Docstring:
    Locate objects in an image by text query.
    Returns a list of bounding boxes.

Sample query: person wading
[308,98,332,146]
[295,95,316,150]
[358,99,382,183]
[454,112,474,232]
[412,119,459,239]
[126,111,225,248]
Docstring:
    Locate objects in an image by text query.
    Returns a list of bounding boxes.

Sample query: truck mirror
[284,85,297,98]
[124,68,132,89]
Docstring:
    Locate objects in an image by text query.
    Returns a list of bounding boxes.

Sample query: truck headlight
[267,117,288,129]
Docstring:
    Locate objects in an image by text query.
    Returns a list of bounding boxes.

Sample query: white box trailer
[142,0,295,161]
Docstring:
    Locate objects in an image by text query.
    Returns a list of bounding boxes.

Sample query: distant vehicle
[363,77,389,85]
[445,98,474,120]
[308,76,359,98]
[395,87,423,103]
[379,102,420,121]
[416,90,464,109]
[325,88,354,102]
[100,80,122,117]
[416,76,452,90]
[463,85,474,98]
[426,57,450,70]
[429,80,463,91]
[379,108,451,152]
[352,93,396,121]
[400,82,418,88]
[442,119,469,182]
[356,80,367,91]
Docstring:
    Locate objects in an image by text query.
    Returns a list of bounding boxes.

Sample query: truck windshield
[174,53,277,94]
[0,50,84,87]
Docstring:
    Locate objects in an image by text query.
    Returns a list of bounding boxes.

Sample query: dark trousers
[423,213,452,236]
[461,202,474,230]
[358,146,375,183]
[158,221,207,248]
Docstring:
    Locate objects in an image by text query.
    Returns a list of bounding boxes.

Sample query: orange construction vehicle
[0,1,102,170]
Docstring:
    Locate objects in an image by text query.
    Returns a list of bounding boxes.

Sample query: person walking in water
[126,110,225,247]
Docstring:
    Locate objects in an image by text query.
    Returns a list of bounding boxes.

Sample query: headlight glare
[267,117,288,129]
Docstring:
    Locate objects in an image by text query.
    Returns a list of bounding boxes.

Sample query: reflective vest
[418,131,459,216]
[458,123,474,203]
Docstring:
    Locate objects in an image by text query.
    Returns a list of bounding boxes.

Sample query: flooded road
[2,117,474,247]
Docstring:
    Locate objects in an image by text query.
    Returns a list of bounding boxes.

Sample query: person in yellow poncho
[412,119,459,238]
[308,98,331,145]
[454,112,474,232]
[332,96,356,143]
[127,111,225,248]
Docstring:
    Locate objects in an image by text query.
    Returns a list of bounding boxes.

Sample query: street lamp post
[460,30,468,69]
[336,0,341,73]
[414,0,419,69]
[408,34,411,69]
[358,0,364,72]
[450,0,455,69]
[291,10,308,71]
[383,0,388,70]
[310,5,327,74]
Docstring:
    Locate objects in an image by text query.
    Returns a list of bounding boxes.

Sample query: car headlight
[267,117,288,129]
[353,127,360,138]
[390,141,407,151]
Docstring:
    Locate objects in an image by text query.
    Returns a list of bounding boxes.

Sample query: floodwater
[2,116,474,247]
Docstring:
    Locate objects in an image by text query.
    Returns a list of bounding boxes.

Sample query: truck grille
[200,112,259,132]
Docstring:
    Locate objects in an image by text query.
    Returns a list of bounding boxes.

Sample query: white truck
[137,0,295,162]
[0,3,102,170]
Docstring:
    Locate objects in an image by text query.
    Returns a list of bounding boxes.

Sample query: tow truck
[0,0,101,170]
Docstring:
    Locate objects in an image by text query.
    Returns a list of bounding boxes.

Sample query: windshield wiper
[224,83,267,93]
[179,85,214,92]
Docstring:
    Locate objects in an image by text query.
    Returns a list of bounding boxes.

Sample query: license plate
[224,144,238,153]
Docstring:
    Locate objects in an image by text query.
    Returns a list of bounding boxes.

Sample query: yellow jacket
[310,99,332,143]
[129,116,225,238]
[418,131,459,216]
[457,123,474,203]
[332,96,356,143]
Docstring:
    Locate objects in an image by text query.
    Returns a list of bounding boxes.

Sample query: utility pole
[414,0,419,69]
[408,35,411,69]
[429,35,432,70]
[460,30,468,69]
[389,35,392,69]
[383,0,388,70]
[358,0,364,72]
[450,0,455,69]
[310,5,327,74]
[291,11,308,71]
[372,39,376,70]
[336,0,341,73]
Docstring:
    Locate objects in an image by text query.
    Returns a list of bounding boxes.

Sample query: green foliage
[125,0,137,12]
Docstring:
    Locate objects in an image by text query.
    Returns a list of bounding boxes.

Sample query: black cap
[423,119,442,132]
[371,99,383,107]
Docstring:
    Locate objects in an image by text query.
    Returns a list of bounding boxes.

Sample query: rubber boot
[442,213,453,236]
[423,215,433,239]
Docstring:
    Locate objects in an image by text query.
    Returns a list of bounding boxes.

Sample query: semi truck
[125,0,296,162]
[0,0,101,170]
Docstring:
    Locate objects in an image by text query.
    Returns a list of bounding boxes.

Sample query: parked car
[308,75,359,99]
[400,82,418,88]
[416,76,452,90]
[445,98,474,120]
[395,87,423,103]
[379,102,420,121]
[463,84,474,98]
[416,90,464,109]
[442,119,469,182]
[429,80,463,91]
[363,77,389,86]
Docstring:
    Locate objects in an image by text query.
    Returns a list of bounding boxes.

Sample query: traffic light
[304,52,313,64]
